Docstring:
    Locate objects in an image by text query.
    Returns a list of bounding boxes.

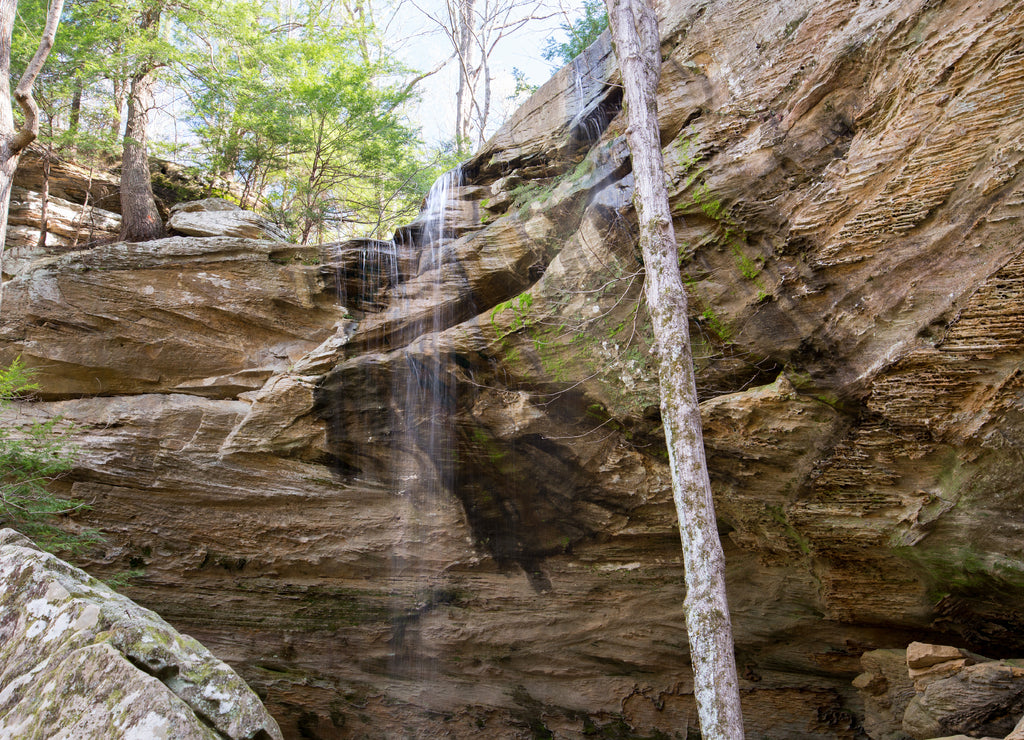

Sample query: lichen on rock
[0,528,282,740]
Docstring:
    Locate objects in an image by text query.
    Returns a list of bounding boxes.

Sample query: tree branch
[11,0,65,153]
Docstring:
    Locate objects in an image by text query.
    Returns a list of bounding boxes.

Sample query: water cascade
[568,37,619,145]
[322,166,481,701]
[387,166,466,684]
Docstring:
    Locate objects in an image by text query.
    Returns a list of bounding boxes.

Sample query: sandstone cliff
[2,0,1024,737]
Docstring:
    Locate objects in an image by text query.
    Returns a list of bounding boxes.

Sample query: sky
[150,0,587,165]
[383,0,587,146]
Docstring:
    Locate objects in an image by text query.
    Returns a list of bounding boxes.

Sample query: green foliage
[733,246,762,281]
[510,67,539,102]
[0,359,91,553]
[542,0,608,67]
[179,4,435,241]
[491,291,535,333]
[699,307,732,342]
[11,0,447,243]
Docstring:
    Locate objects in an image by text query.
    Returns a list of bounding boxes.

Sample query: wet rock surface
[1,0,1024,737]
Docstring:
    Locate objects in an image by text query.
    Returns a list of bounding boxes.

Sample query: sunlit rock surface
[2,0,1024,736]
[3,186,121,277]
[168,198,289,241]
[0,529,282,739]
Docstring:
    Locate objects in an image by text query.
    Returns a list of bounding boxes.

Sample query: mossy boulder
[0,528,282,739]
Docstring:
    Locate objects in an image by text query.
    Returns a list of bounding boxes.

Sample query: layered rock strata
[0,528,282,739]
[1,0,1024,737]
[856,642,1024,740]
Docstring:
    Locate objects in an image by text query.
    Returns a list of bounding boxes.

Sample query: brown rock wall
[2,0,1024,736]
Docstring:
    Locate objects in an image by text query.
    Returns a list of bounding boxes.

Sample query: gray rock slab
[0,528,283,740]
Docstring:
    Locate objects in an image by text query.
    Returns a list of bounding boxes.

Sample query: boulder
[854,649,917,740]
[855,644,1024,740]
[0,528,282,739]
[904,661,1024,740]
[168,198,288,241]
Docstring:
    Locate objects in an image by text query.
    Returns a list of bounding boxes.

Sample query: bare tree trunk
[453,0,476,152]
[36,144,50,248]
[0,0,64,313]
[119,70,165,242]
[68,77,82,140]
[70,164,93,249]
[604,0,744,736]
[478,52,490,148]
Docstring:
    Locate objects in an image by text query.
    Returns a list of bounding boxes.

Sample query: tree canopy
[542,0,606,67]
[8,0,461,242]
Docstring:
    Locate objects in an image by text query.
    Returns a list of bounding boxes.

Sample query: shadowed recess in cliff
[313,166,573,685]
[313,159,638,596]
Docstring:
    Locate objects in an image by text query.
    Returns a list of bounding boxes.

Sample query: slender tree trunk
[479,53,491,148]
[109,78,127,142]
[604,0,744,736]
[0,0,18,291]
[36,144,50,248]
[119,70,165,242]
[454,0,476,152]
[68,77,82,140]
[0,0,64,313]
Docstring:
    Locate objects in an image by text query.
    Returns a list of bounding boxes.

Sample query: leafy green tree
[180,5,435,242]
[11,0,143,158]
[117,0,170,240]
[0,358,87,552]
[542,0,607,67]
[8,0,466,245]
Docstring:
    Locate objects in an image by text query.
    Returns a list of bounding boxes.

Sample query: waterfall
[321,163,484,702]
[568,40,617,144]
[386,165,464,685]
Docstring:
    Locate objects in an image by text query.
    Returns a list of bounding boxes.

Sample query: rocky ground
[2,0,1024,737]
[0,529,282,739]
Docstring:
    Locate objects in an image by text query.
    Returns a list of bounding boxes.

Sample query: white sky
[151,0,586,161]
[383,0,586,146]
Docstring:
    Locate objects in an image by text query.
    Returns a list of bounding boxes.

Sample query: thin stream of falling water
[570,46,614,144]
[387,166,464,688]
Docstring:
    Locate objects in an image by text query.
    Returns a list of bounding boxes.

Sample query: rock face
[4,186,121,277]
[2,0,1024,737]
[168,198,288,241]
[856,643,1024,740]
[0,528,282,739]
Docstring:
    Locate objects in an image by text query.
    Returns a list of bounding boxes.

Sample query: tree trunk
[604,0,744,736]
[119,70,165,242]
[454,0,476,152]
[68,78,82,140]
[0,0,64,313]
[36,145,50,248]
[479,52,491,148]
[110,77,127,141]
[0,0,19,298]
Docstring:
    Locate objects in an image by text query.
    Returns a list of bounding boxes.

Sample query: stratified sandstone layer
[1,0,1024,737]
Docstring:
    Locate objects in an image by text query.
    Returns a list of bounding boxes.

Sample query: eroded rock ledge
[857,642,1024,740]
[1,0,1024,737]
